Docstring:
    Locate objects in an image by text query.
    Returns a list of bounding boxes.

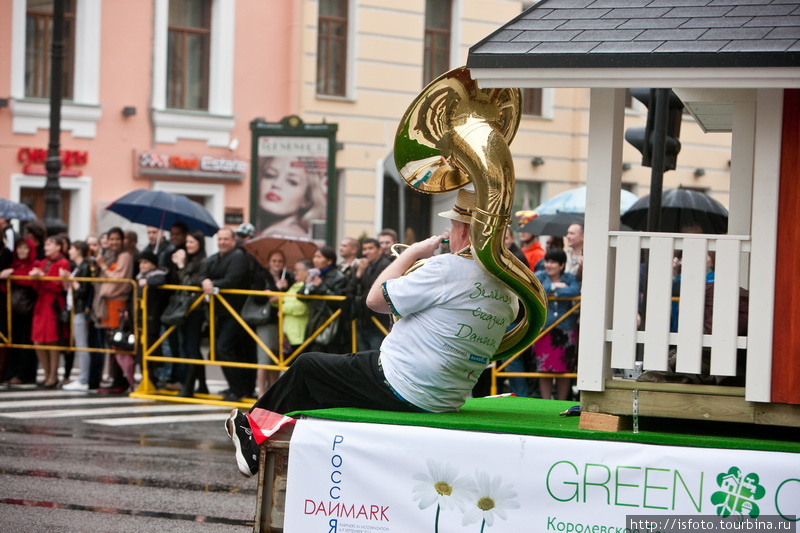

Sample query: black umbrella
[0,198,37,222]
[621,188,728,234]
[520,213,585,237]
[106,189,219,236]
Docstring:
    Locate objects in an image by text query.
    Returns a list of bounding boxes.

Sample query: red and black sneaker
[225,409,258,477]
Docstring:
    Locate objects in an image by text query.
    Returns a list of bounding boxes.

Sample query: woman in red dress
[29,236,71,388]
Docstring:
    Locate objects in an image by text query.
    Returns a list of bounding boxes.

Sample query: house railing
[604,231,750,383]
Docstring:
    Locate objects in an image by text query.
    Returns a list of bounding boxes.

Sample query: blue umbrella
[533,186,638,216]
[106,189,219,236]
[0,198,37,222]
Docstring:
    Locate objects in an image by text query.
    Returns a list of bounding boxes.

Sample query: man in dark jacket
[202,227,252,402]
[349,238,392,351]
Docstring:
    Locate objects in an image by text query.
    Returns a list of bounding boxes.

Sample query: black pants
[87,323,107,389]
[250,350,417,415]
[7,312,37,383]
[216,314,255,399]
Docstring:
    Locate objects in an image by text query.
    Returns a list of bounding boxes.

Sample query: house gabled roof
[467,0,800,70]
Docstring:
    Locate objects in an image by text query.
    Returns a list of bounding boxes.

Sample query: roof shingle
[467,0,800,70]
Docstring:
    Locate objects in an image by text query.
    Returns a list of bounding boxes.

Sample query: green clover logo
[711,466,766,518]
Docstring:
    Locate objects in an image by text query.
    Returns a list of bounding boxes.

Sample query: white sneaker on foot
[62,380,89,391]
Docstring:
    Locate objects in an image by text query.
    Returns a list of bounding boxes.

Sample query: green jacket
[276,281,309,346]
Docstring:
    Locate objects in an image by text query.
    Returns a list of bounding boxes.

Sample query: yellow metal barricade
[0,274,581,403]
[1,275,138,356]
[131,285,347,406]
[490,295,581,395]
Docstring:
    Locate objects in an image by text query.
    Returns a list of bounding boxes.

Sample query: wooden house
[467,0,800,426]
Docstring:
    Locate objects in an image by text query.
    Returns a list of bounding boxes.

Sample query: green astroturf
[293,397,800,454]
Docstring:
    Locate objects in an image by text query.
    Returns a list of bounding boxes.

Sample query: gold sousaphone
[393,67,547,361]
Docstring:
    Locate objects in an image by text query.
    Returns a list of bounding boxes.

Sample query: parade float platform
[253,397,800,533]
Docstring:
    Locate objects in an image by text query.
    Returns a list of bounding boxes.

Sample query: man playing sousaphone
[225,188,519,477]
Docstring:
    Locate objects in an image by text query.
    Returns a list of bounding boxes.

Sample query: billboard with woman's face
[250,117,338,243]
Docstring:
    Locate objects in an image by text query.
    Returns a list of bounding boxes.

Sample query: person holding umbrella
[0,198,37,252]
[1,218,16,252]
[251,249,293,395]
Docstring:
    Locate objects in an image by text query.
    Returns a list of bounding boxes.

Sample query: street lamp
[44,0,67,236]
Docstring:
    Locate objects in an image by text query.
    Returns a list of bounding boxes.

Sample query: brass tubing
[393,67,547,361]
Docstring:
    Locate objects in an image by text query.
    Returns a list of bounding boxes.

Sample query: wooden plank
[579,412,632,432]
[582,389,755,423]
[710,239,742,376]
[771,88,800,405]
[578,88,626,393]
[585,386,800,427]
[582,389,754,422]
[610,234,641,370]
[605,379,745,397]
[746,89,783,402]
[675,238,708,374]
[729,99,756,290]
[255,426,293,533]
[755,402,800,428]
[612,232,750,245]
[643,237,674,372]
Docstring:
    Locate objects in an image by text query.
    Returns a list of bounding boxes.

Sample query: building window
[382,174,432,245]
[423,0,451,86]
[317,0,348,97]
[24,0,76,99]
[167,0,211,110]
[522,89,543,117]
[151,0,235,146]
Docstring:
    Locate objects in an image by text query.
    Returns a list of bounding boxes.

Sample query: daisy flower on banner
[462,471,520,531]
[412,459,476,532]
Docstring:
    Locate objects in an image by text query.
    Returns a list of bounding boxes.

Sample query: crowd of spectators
[503,223,583,401]
[0,214,584,403]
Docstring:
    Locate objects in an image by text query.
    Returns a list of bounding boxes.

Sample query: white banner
[284,418,800,533]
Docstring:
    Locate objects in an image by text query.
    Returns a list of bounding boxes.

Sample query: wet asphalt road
[0,385,257,533]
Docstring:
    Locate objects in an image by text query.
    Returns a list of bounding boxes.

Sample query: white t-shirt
[379,253,518,412]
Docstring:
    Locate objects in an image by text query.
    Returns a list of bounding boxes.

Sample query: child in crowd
[132,252,169,390]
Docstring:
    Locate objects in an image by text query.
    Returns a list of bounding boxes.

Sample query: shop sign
[136,150,247,181]
[18,147,88,177]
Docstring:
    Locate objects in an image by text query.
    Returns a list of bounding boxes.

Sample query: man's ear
[458,221,471,241]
